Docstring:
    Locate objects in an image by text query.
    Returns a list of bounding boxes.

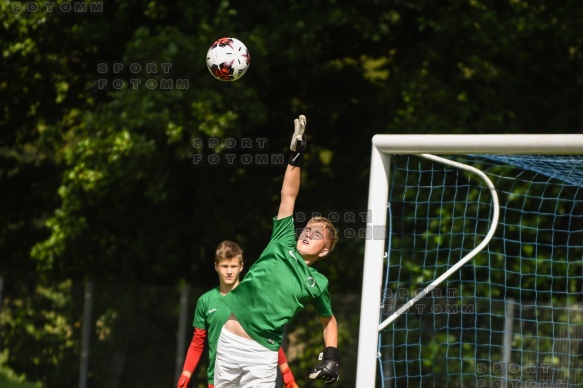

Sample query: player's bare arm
[277,165,300,220]
[277,115,307,220]
[321,315,338,348]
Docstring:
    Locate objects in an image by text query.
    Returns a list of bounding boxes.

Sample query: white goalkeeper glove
[288,115,307,166]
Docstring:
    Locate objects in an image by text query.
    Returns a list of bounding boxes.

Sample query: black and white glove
[288,115,307,167]
[309,347,339,384]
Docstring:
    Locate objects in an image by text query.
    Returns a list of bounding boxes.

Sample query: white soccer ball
[206,37,250,81]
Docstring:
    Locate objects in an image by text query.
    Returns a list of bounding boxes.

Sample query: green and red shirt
[193,287,231,384]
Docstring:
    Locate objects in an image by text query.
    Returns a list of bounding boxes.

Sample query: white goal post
[355,134,583,388]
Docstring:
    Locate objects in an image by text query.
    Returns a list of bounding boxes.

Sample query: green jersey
[193,287,231,384]
[223,215,333,351]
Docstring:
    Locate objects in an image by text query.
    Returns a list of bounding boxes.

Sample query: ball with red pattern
[206,37,250,81]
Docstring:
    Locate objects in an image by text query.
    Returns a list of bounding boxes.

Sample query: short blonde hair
[307,216,339,253]
[215,240,243,264]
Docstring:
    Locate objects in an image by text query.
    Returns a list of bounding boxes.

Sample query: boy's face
[215,257,243,287]
[296,222,330,258]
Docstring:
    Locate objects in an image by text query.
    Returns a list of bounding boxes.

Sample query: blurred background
[1,0,582,387]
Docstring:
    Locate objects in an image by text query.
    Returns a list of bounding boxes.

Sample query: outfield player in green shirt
[214,115,340,387]
[176,241,299,388]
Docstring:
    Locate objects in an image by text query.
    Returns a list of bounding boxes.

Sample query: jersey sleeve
[311,286,333,317]
[192,295,208,329]
[270,216,297,246]
[181,327,207,373]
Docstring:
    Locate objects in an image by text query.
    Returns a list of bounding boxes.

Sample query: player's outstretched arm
[309,316,339,384]
[277,164,300,220]
[277,115,307,220]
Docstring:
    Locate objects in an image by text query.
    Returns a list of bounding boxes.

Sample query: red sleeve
[278,346,288,366]
[278,347,297,387]
[182,328,207,373]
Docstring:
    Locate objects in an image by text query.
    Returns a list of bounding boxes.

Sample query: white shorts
[214,326,278,388]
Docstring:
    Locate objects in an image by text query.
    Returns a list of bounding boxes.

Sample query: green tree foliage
[4,0,583,289]
[2,0,583,384]
[0,279,82,387]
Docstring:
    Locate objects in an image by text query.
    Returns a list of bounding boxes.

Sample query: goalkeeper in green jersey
[176,241,299,388]
[214,115,340,387]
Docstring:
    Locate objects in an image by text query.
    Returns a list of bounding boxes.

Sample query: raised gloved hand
[288,115,307,167]
[309,347,339,384]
